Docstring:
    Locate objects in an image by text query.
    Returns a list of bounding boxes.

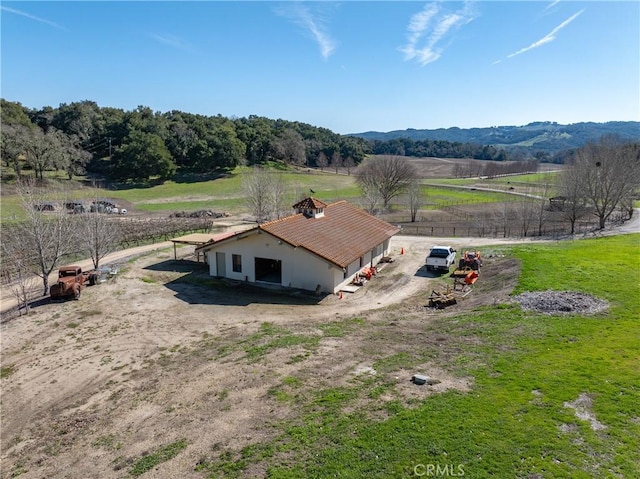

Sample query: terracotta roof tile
[292,197,328,209]
[260,200,399,268]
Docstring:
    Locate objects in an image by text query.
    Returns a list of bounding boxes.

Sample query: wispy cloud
[1,5,65,30]
[274,3,336,60]
[544,1,562,12]
[505,9,584,60]
[400,1,478,66]
[148,33,193,52]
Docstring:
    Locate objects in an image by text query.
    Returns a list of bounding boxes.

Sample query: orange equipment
[458,250,483,270]
[464,270,479,285]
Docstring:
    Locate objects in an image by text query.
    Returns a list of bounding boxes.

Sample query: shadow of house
[144,259,206,274]
[143,260,326,306]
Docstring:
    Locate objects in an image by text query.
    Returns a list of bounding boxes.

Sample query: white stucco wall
[332,239,392,293]
[204,231,395,294]
[204,231,338,293]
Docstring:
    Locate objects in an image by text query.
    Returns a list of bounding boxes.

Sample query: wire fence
[395,221,602,239]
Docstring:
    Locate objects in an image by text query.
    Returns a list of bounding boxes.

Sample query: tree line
[2,99,524,185]
[369,137,509,161]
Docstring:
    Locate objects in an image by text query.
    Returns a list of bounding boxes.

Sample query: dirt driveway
[0,234,588,478]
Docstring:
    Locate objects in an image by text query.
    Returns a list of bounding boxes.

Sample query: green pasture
[490,172,560,185]
[427,172,561,188]
[425,177,483,186]
[3,167,517,219]
[423,186,515,207]
[198,234,640,478]
[0,196,22,220]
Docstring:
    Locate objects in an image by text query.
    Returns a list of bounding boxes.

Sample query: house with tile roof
[196,198,400,294]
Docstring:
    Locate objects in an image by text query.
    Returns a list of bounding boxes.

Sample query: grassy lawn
[199,234,639,478]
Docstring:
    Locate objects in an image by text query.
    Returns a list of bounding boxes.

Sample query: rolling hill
[350,121,640,154]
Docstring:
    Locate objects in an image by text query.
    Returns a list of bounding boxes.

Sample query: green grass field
[1,167,517,219]
[423,186,515,207]
[197,234,640,478]
[426,172,562,195]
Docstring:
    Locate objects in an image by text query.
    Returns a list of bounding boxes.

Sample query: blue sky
[1,1,638,134]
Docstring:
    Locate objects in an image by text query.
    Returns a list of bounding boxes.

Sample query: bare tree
[405,179,425,222]
[1,228,39,314]
[567,136,640,229]
[355,155,417,209]
[556,170,589,235]
[78,201,123,269]
[343,156,355,176]
[270,173,289,220]
[514,186,538,237]
[483,162,500,179]
[534,173,554,236]
[619,195,635,222]
[331,151,342,174]
[492,201,516,238]
[359,182,381,215]
[10,179,74,296]
[242,168,290,222]
[316,152,328,171]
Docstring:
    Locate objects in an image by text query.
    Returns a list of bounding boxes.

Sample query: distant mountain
[349,121,640,154]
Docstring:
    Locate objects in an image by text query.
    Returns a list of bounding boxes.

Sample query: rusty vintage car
[49,265,101,300]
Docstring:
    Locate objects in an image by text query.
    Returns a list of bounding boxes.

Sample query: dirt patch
[514,290,609,315]
[564,393,608,431]
[0,237,519,478]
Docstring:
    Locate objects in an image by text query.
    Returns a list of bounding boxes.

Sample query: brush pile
[514,290,609,315]
[170,210,229,218]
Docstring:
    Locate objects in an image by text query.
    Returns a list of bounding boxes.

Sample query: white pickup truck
[425,246,457,273]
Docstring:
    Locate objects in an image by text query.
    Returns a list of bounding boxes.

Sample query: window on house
[232,254,242,273]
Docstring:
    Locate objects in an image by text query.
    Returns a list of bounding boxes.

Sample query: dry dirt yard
[0,236,525,478]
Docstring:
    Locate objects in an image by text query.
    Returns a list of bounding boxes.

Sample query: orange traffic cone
[401,247,405,255]
[339,292,343,299]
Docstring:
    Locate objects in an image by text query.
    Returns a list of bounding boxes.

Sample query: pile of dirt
[514,290,609,315]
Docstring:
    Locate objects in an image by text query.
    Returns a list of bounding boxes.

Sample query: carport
[170,232,237,262]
